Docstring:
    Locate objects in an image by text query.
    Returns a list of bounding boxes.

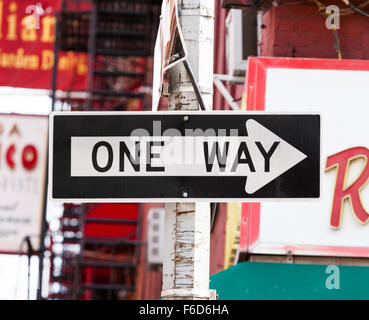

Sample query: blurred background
[0,0,369,300]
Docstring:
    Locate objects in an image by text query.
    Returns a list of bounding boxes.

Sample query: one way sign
[49,112,320,202]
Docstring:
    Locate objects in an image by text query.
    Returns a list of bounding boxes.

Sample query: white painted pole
[161,0,215,300]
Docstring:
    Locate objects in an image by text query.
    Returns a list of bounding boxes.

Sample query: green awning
[210,262,369,300]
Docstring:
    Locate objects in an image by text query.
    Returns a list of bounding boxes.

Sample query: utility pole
[161,0,215,300]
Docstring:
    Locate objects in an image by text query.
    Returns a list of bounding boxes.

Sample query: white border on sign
[48,111,321,203]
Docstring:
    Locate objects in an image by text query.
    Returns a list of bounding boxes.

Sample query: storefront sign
[240,57,369,258]
[211,262,369,300]
[0,114,48,253]
[0,0,87,90]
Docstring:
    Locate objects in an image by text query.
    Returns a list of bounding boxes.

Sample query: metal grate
[52,0,161,111]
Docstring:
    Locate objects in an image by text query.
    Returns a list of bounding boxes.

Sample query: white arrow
[244,119,307,194]
[70,119,307,194]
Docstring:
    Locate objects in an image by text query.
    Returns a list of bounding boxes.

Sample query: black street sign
[49,111,320,202]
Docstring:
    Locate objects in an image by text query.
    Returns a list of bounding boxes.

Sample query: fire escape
[48,0,160,299]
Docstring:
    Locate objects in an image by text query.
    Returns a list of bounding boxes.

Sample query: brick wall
[261,1,369,59]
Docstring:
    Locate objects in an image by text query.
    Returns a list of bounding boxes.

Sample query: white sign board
[242,57,369,258]
[0,114,48,253]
